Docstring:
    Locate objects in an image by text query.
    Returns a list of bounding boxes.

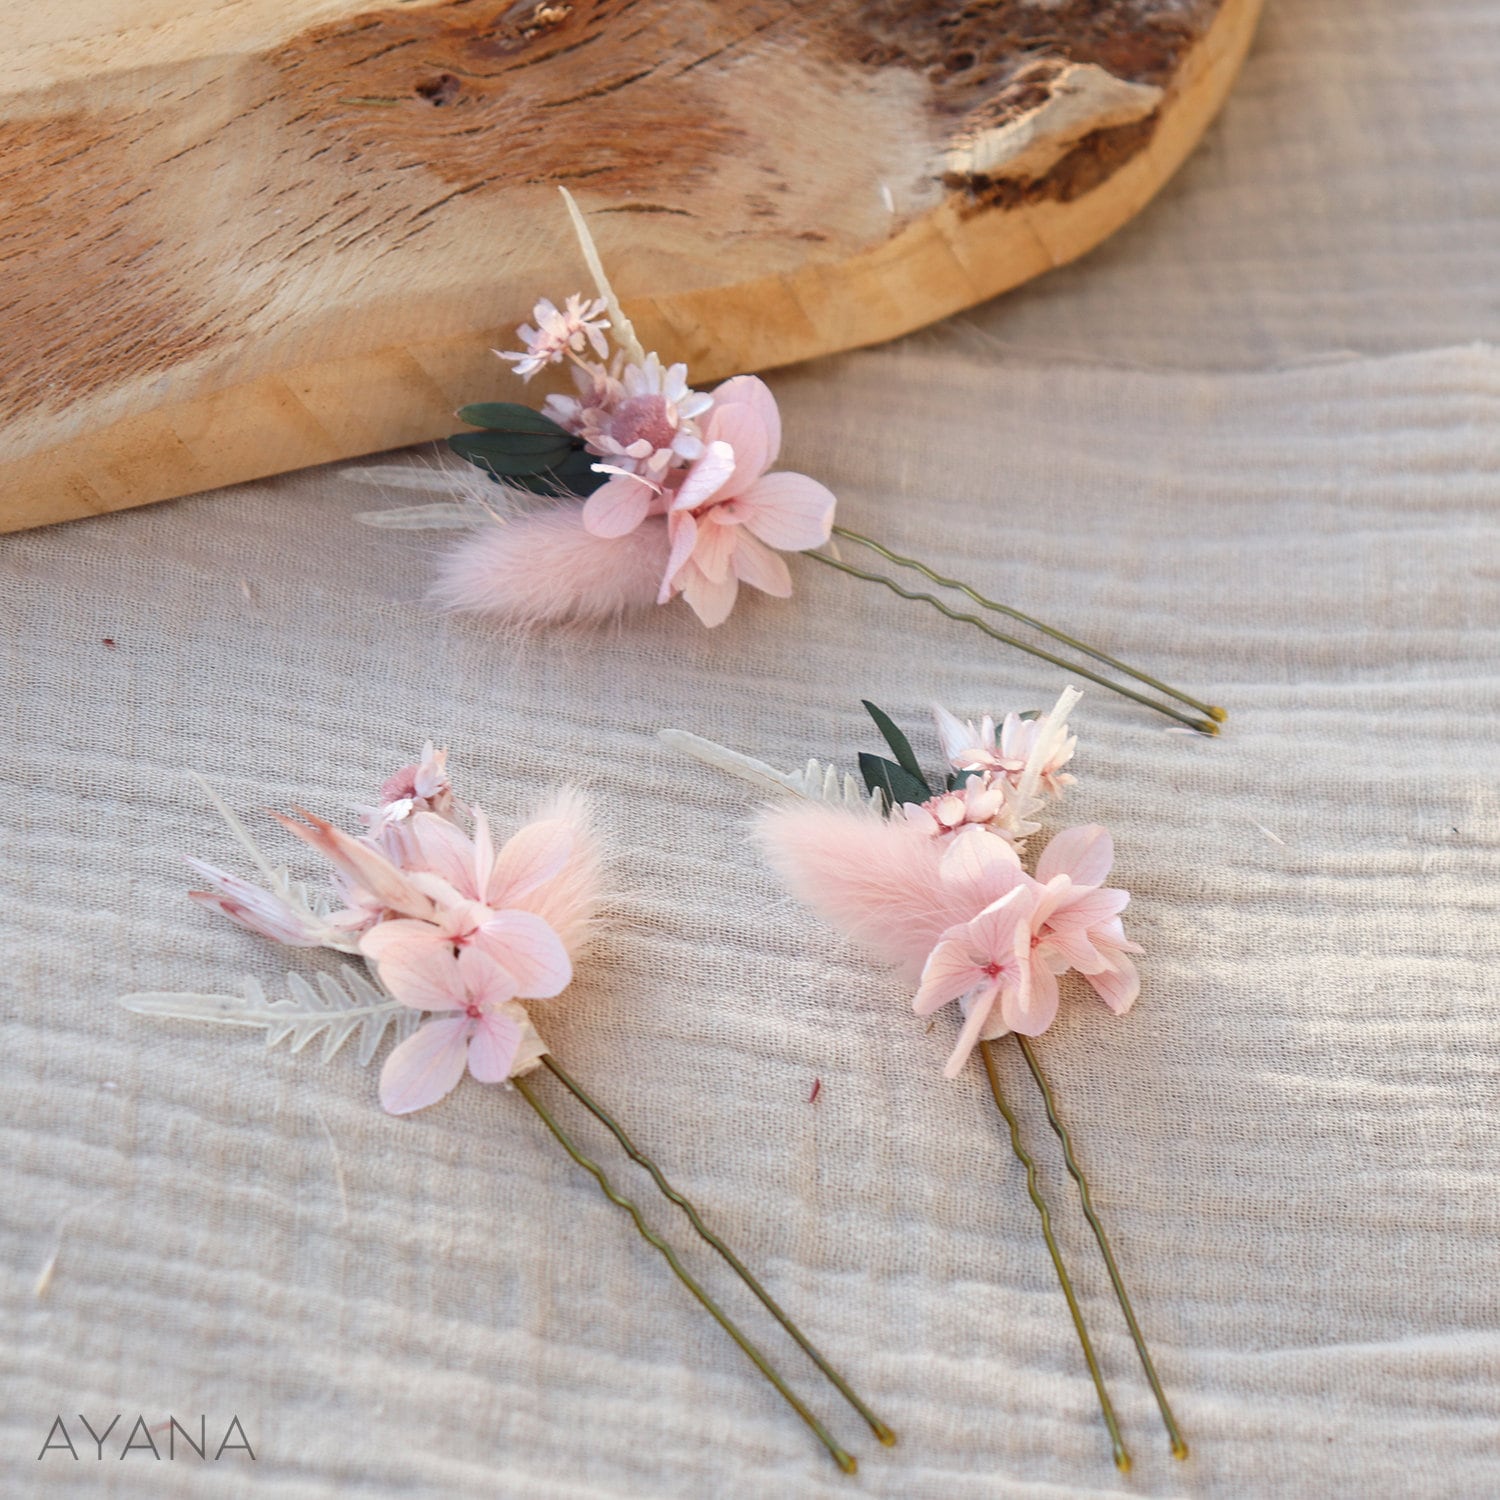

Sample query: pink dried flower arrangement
[355,191,1225,733]
[666,689,1185,1471]
[120,746,892,1472]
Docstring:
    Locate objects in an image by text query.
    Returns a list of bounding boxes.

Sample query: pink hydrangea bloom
[909,824,1141,1071]
[1028,824,1143,1016]
[377,947,549,1114]
[913,886,1039,1077]
[357,807,575,1003]
[658,376,836,626]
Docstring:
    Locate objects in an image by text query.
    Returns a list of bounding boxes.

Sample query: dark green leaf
[447,431,576,475]
[508,451,610,498]
[455,403,573,439]
[861,700,930,794]
[858,753,931,813]
[1017,709,1042,721]
[948,768,981,791]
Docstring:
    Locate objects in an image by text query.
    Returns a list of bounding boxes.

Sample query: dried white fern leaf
[119,966,418,1066]
[659,729,881,814]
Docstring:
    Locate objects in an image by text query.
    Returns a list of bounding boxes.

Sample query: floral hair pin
[356,192,1224,737]
[664,692,1184,1471]
[119,746,893,1473]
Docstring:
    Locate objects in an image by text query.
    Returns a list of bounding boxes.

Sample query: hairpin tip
[835,1451,858,1475]
[873,1422,899,1447]
[1113,1446,1133,1474]
[1172,1438,1190,1460]
[1207,705,1229,724]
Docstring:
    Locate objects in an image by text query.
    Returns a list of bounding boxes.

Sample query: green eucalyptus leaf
[861,700,930,794]
[455,403,573,439]
[858,753,930,813]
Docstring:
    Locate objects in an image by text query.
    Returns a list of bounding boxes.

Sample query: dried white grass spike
[660,730,880,814]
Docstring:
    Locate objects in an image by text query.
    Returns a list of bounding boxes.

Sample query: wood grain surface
[0,0,1262,532]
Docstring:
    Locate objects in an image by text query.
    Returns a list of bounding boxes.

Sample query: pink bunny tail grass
[520,787,603,956]
[753,803,973,983]
[431,505,671,626]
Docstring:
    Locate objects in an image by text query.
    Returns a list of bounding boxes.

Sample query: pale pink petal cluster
[655,376,836,627]
[933,703,1077,799]
[187,751,601,1114]
[499,294,610,380]
[483,281,835,629]
[575,372,833,626]
[748,690,1140,1079]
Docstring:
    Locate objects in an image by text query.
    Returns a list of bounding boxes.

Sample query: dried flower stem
[513,1075,858,1474]
[807,547,1218,736]
[1015,1036,1187,1459]
[978,1040,1131,1473]
[540,1056,895,1446]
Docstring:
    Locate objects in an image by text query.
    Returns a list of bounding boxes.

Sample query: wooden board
[0,0,1262,533]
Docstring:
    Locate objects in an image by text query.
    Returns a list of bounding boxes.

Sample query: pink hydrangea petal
[679,563,739,627]
[671,440,736,512]
[1056,885,1130,925]
[943,982,998,1078]
[1029,874,1074,930]
[473,911,572,998]
[710,374,782,467]
[730,532,793,597]
[360,922,467,1009]
[728,472,835,552]
[379,1017,472,1115]
[703,395,774,492]
[409,812,481,898]
[939,826,1024,909]
[487,819,572,908]
[1003,958,1058,1037]
[582,473,654,538]
[1085,952,1141,1014]
[1042,927,1107,975]
[692,515,739,585]
[914,935,985,1016]
[465,1008,524,1083]
[1036,825,1114,887]
[658,512,699,603]
[456,946,520,1008]
[964,884,1033,957]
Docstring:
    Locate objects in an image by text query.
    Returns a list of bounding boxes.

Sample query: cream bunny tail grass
[430,506,670,625]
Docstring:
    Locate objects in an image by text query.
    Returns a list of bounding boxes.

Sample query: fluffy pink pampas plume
[431,503,670,625]
[753,802,974,983]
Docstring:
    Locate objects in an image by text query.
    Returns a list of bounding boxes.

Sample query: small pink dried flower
[933,703,1077,798]
[498,294,610,379]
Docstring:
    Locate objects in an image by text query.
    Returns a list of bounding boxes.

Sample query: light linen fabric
[3,2,1499,1497]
